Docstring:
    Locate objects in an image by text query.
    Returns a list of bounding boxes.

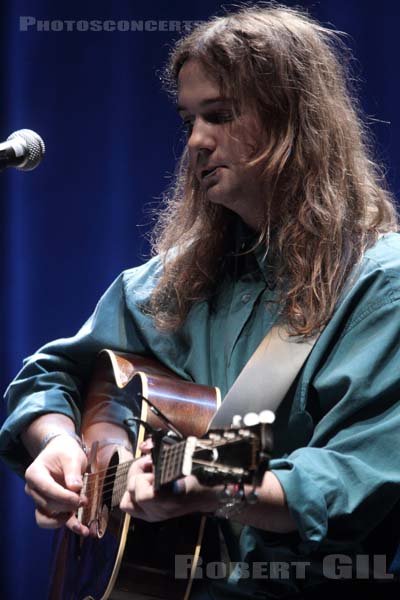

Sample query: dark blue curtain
[1,1,399,597]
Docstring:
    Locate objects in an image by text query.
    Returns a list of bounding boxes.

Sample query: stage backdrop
[0,1,399,598]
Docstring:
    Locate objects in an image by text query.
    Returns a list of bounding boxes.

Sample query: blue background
[0,1,399,597]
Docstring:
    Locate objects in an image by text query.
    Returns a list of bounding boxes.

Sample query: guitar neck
[110,460,134,507]
[83,423,268,520]
[154,438,197,491]
[96,441,191,511]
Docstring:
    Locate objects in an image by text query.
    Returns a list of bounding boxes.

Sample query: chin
[205,185,233,208]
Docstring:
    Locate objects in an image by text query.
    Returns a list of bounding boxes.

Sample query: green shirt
[2,233,400,595]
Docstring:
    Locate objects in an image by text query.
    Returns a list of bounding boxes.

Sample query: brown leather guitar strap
[210,326,319,428]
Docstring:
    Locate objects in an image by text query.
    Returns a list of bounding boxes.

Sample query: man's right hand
[21,413,134,537]
[21,414,90,536]
[24,433,89,536]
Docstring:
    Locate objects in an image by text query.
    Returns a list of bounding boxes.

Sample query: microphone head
[7,129,45,171]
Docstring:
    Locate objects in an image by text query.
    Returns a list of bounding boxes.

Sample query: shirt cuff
[270,457,328,553]
[0,391,79,477]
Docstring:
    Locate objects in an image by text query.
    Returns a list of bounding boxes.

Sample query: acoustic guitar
[48,350,273,600]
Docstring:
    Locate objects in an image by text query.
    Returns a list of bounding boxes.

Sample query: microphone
[0,129,45,172]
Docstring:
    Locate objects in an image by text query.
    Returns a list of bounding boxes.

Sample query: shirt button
[241,293,251,303]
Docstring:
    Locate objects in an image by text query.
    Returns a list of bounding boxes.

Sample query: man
[1,4,400,598]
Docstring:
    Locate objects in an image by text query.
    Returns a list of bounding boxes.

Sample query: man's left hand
[119,454,218,521]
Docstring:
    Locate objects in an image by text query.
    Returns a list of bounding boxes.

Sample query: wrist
[22,413,78,458]
[184,476,221,513]
[40,431,86,454]
[214,484,258,520]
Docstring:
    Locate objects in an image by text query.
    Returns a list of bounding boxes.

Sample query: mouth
[200,166,224,181]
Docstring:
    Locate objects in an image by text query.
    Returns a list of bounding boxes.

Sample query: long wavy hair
[148,3,398,336]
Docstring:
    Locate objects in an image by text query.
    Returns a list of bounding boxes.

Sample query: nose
[187,117,217,156]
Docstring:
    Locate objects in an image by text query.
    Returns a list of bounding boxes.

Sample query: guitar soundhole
[97,451,119,538]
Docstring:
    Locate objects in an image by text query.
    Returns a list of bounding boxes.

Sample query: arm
[0,271,148,477]
[120,461,296,533]
[269,291,400,553]
[0,268,159,534]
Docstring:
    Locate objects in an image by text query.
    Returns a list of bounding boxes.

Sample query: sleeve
[0,270,150,477]
[270,294,400,553]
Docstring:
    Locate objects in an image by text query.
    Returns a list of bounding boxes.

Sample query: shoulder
[302,234,400,399]
[346,233,400,299]
[362,232,400,277]
[119,255,163,303]
[335,233,400,335]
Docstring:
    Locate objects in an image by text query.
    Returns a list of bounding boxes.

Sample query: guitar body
[49,509,205,600]
[48,350,220,600]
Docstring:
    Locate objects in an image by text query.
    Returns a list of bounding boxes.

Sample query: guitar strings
[81,460,133,497]
[80,462,133,508]
[83,430,225,500]
[83,438,187,492]
[82,461,131,486]
[81,441,188,499]
[83,447,184,497]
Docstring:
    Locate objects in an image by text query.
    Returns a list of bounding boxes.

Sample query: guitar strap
[210,325,319,428]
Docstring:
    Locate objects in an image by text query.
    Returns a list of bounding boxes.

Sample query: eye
[205,110,235,125]
[182,119,194,136]
[180,109,235,138]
